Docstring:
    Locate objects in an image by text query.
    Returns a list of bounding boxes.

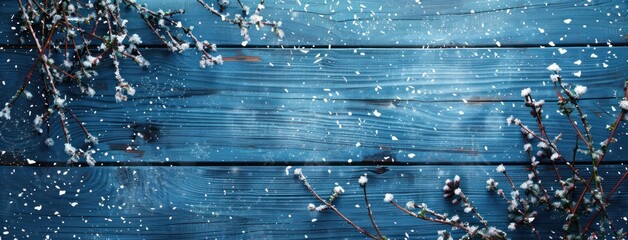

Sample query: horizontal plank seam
[3,160,627,167]
[1,43,625,50]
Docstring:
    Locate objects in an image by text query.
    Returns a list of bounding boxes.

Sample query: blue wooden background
[0,0,626,239]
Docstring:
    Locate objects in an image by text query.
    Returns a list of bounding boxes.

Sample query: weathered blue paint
[0,0,625,47]
[0,48,625,164]
[0,165,626,239]
[0,0,626,239]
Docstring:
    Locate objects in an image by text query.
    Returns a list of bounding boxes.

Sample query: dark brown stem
[362,186,384,239]
[580,170,627,237]
[297,174,378,239]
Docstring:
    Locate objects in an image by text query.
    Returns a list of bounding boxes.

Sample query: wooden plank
[3,96,625,165]
[0,0,625,47]
[0,47,626,164]
[1,47,624,101]
[0,165,625,239]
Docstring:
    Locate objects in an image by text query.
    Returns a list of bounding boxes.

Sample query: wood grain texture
[0,0,625,47]
[0,165,626,239]
[0,47,626,164]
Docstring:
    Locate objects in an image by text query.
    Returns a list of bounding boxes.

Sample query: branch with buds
[497,64,627,239]
[0,0,283,166]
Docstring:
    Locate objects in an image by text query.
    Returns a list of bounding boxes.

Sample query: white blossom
[464,206,473,213]
[54,96,66,107]
[496,164,506,173]
[619,100,628,111]
[546,63,561,72]
[44,138,54,147]
[454,188,462,196]
[315,205,327,211]
[358,175,368,186]
[250,14,263,23]
[550,152,560,161]
[550,74,560,83]
[384,193,394,203]
[508,222,516,231]
[307,203,316,211]
[573,85,587,98]
[82,55,99,68]
[85,134,99,144]
[506,115,515,125]
[333,186,344,194]
[85,152,96,166]
[537,142,549,149]
[87,87,96,97]
[523,143,532,151]
[128,34,142,45]
[521,87,531,97]
[405,201,415,209]
[0,106,10,120]
[64,143,76,156]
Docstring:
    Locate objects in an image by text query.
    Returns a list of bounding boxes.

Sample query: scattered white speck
[558,48,567,54]
[70,202,78,207]
[311,218,317,222]
[495,41,501,47]
[573,71,581,77]
[458,111,464,115]
[408,153,416,158]
[564,19,572,24]
[538,28,545,33]
[590,53,598,58]
[372,110,381,117]
[285,166,292,176]
[34,205,42,211]
[391,136,398,141]
[59,190,66,196]
[574,60,582,65]
[548,41,556,47]
[355,71,360,75]
[27,159,36,165]
[355,142,361,147]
